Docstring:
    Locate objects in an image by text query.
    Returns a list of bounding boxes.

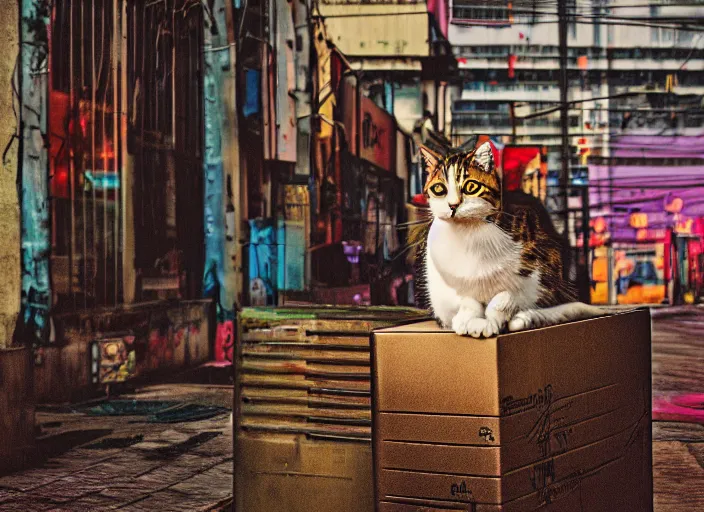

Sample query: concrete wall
[35,300,213,403]
[0,0,21,349]
[0,348,35,475]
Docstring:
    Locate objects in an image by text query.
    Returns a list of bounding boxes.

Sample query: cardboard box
[237,434,374,512]
[371,310,652,511]
[234,306,429,512]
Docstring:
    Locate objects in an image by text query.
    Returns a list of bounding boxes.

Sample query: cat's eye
[429,183,447,197]
[461,179,486,197]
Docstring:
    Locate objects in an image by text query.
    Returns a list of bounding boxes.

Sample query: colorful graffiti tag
[92,337,137,384]
[146,323,202,371]
[215,320,234,363]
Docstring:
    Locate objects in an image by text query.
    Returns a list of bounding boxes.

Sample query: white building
[446,0,704,169]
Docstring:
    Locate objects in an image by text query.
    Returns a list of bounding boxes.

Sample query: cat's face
[421,142,501,222]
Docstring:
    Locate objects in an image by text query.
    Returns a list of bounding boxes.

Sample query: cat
[413,140,603,338]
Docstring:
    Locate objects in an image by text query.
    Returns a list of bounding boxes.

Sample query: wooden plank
[240,417,370,439]
[241,346,370,364]
[242,333,371,347]
[240,374,370,393]
[240,360,370,379]
[241,389,370,409]
[241,404,371,421]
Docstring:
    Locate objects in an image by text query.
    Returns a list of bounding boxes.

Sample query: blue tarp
[244,69,261,118]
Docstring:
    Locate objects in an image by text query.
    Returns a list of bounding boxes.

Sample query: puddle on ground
[145,404,229,424]
[82,400,229,423]
[83,400,180,416]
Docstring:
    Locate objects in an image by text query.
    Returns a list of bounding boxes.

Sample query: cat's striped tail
[508,302,605,332]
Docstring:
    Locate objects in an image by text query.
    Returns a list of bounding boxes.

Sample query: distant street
[0,309,701,511]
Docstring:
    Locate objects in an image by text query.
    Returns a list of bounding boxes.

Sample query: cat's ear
[457,135,478,153]
[473,141,497,175]
[418,144,442,172]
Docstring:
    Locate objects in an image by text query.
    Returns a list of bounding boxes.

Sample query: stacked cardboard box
[372,309,652,512]
[234,306,428,512]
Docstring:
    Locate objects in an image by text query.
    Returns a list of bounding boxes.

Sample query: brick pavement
[0,385,233,512]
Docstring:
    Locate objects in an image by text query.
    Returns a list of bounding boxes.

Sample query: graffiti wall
[18,0,51,346]
[36,300,212,402]
[214,320,234,363]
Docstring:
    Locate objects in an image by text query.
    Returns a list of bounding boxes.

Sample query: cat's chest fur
[427,219,528,304]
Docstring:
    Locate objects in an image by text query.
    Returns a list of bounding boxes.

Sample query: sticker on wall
[249,278,268,306]
[91,337,138,384]
[215,320,234,363]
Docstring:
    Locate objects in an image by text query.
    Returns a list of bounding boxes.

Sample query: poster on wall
[340,78,396,173]
[248,220,278,305]
[360,96,396,173]
[91,337,137,385]
[277,220,306,292]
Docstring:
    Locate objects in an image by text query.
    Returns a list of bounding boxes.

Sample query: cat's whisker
[397,218,432,226]
[396,222,432,232]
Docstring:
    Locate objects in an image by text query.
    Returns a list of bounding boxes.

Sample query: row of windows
[454,45,596,58]
[452,2,510,22]
[590,157,704,167]
[451,112,581,129]
[454,45,704,62]
[459,69,702,87]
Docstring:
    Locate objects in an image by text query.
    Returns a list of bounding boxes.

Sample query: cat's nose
[448,202,460,216]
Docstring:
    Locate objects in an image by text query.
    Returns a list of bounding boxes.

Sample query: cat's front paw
[508,311,533,332]
[452,314,488,338]
[481,316,503,337]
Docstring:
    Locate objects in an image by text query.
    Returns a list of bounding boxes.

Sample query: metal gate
[49,0,204,310]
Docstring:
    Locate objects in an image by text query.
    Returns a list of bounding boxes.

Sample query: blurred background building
[2,0,704,402]
[446,0,704,307]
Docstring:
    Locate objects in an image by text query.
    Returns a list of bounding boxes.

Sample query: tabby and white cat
[416,140,602,338]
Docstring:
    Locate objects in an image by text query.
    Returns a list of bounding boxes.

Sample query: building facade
[237,0,454,306]
[9,0,239,402]
[5,0,450,407]
[0,0,35,475]
[445,0,704,303]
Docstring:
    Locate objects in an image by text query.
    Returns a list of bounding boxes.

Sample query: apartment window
[593,6,601,46]
[567,0,577,38]
[452,1,510,24]
[678,30,695,45]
